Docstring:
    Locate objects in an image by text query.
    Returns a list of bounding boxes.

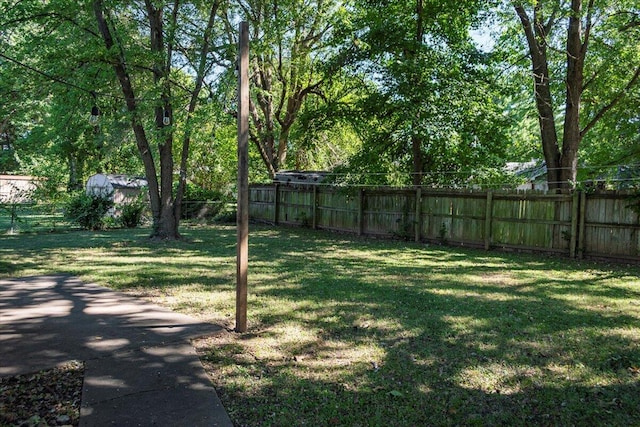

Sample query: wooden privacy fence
[249,184,640,261]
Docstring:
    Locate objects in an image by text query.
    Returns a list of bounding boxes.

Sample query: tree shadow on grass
[3,225,639,425]
[199,227,640,426]
[0,275,230,425]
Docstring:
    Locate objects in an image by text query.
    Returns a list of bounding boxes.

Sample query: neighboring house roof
[505,160,547,182]
[104,174,148,189]
[273,170,327,185]
[87,174,148,191]
[0,174,35,181]
[0,175,39,203]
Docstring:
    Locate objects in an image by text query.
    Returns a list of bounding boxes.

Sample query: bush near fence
[180,200,226,221]
[249,184,640,262]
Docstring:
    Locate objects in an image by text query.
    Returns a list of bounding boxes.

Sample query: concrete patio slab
[0,275,233,426]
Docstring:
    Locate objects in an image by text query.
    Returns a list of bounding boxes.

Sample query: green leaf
[388,390,404,398]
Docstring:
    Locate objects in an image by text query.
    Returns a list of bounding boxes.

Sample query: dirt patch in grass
[0,361,84,427]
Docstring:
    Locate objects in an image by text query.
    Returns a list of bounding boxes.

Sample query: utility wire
[0,51,200,103]
[0,52,94,95]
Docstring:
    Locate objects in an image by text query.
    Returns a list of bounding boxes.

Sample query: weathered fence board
[420,192,486,245]
[248,186,276,222]
[365,190,416,237]
[249,185,640,261]
[583,194,640,259]
[490,193,572,252]
[317,189,359,232]
[278,187,314,226]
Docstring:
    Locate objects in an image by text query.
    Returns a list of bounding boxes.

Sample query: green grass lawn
[2,225,640,426]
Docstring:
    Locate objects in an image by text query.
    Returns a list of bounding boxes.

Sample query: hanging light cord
[0,51,95,95]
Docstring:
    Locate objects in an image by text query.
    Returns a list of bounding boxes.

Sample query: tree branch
[581,0,595,56]
[581,65,640,137]
[175,0,221,211]
[93,0,159,209]
[514,5,539,56]
[0,12,99,37]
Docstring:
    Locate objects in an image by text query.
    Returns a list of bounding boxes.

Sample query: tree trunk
[93,0,178,239]
[559,0,587,187]
[147,0,180,239]
[515,4,562,190]
[67,154,82,191]
[412,133,423,187]
[277,124,292,171]
[251,132,277,179]
[515,1,596,190]
[411,0,424,187]
[534,54,562,189]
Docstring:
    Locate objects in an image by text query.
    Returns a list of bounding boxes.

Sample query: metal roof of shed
[94,174,148,189]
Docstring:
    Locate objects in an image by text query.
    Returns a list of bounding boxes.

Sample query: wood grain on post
[236,21,249,333]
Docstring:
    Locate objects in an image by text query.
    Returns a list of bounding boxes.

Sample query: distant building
[86,174,148,206]
[505,160,548,191]
[273,170,327,187]
[588,164,640,190]
[0,175,39,203]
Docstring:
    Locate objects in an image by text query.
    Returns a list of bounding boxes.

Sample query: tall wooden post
[236,21,249,333]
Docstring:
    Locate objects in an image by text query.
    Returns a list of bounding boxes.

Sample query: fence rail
[249,185,640,261]
[0,202,70,233]
[0,200,233,234]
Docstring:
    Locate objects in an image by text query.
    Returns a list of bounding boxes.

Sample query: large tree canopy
[92,0,229,238]
[2,0,639,212]
[1,0,231,238]
[0,0,116,188]
[332,0,509,187]
[507,0,640,189]
[230,0,353,177]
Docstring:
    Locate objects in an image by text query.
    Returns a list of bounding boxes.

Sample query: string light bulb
[163,109,170,126]
[89,91,100,125]
[89,105,100,125]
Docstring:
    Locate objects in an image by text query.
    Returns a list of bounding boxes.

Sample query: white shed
[86,174,148,205]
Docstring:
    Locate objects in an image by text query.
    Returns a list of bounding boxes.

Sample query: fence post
[484,191,493,250]
[415,187,422,242]
[578,191,587,259]
[274,183,280,225]
[358,188,365,236]
[570,191,579,258]
[312,185,318,229]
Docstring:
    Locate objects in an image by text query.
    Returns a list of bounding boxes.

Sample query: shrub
[213,205,237,223]
[179,183,229,220]
[120,198,147,228]
[64,192,113,230]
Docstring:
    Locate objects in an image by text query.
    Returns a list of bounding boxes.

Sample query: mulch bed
[0,361,84,427]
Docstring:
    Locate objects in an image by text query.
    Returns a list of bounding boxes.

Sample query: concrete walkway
[0,275,233,426]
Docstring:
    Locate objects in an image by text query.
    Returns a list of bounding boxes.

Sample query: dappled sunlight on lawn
[3,225,640,425]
